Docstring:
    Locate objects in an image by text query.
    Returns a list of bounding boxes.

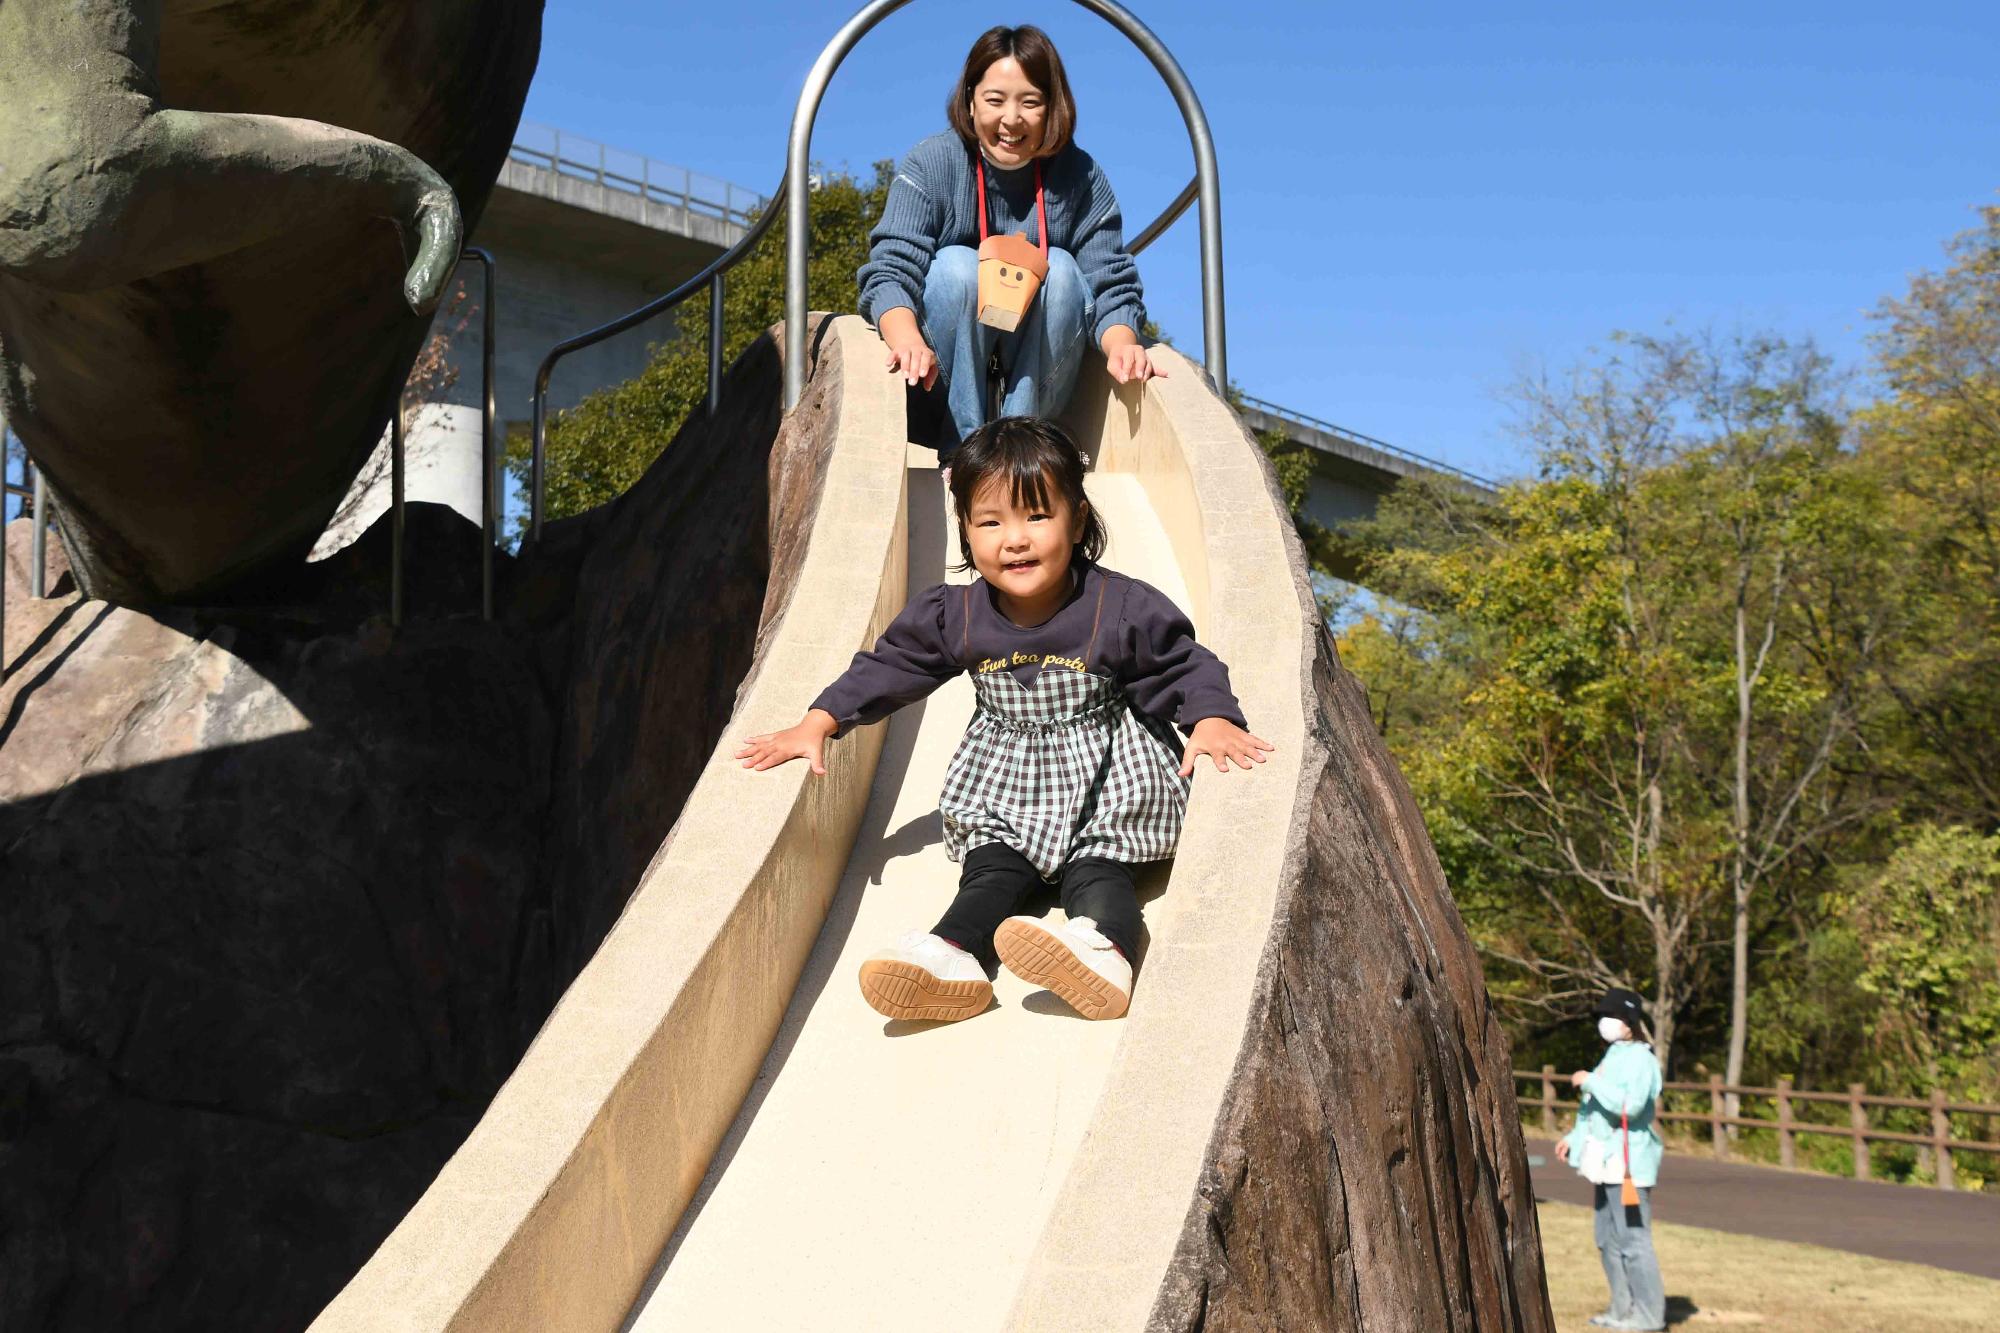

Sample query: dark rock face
[0,0,543,604]
[1151,630,1554,1332]
[0,331,812,1330]
[537,334,788,978]
[0,593,552,1332]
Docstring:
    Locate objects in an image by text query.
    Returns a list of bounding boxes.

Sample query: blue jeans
[1593,1183,1666,1329]
[920,245,1092,449]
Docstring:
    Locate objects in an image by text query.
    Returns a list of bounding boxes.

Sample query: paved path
[1526,1137,2000,1281]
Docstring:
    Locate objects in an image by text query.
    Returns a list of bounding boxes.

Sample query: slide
[628,444,1197,1328]
[314,316,1318,1331]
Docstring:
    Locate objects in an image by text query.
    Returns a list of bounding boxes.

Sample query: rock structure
[311,321,1553,1332]
[1152,632,1551,1329]
[0,332,806,1330]
[0,0,542,605]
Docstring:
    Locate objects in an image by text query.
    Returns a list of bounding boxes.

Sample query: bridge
[7,124,1498,579]
[459,125,1495,534]
[12,129,1495,551]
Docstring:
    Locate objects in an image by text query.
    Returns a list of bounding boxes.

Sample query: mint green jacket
[1560,1041,1665,1187]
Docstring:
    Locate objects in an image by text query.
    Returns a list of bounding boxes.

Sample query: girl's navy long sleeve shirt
[810,561,1246,739]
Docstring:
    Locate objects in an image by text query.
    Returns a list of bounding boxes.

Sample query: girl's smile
[965,476,1085,624]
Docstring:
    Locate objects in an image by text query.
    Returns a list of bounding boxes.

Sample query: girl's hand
[1555,1139,1572,1164]
[1570,1069,1591,1089]
[736,709,839,776]
[1101,326,1167,386]
[1179,717,1276,776]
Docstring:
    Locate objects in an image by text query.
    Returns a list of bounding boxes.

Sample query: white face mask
[1598,1016,1631,1044]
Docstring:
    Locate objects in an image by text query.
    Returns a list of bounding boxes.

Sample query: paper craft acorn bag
[976,232,1049,332]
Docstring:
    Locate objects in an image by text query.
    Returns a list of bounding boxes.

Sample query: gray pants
[1592,1183,1666,1329]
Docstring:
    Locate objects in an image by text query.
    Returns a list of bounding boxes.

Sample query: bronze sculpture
[0,0,541,604]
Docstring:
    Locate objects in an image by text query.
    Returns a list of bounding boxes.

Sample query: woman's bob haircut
[946,25,1077,161]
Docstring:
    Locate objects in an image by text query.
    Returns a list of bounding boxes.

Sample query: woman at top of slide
[857,24,1161,456]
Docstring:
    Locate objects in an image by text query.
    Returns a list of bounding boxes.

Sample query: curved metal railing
[528,0,1218,544]
[527,181,785,545]
[782,0,1225,407]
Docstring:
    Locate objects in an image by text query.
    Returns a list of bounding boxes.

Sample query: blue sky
[527,2,1993,480]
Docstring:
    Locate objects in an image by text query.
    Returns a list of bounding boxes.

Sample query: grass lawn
[1537,1202,2000,1331]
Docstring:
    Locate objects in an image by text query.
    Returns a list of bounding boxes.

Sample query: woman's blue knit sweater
[857,131,1147,346]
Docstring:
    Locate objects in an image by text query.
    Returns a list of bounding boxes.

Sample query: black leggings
[933,842,1143,968]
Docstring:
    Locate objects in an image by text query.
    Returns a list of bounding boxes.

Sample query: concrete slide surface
[625,455,1197,1330]
[315,317,1312,1332]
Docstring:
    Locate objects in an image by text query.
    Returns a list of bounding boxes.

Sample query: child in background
[1556,988,1667,1332]
[736,417,1271,1023]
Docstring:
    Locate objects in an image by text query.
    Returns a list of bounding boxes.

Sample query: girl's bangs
[1007,457,1059,514]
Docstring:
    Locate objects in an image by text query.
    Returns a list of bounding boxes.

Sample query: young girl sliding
[736,417,1271,1024]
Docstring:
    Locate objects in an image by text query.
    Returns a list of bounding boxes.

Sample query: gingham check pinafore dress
[938,661,1192,880]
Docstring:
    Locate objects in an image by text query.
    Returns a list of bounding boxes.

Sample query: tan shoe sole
[856,959,992,1023]
[993,918,1130,1021]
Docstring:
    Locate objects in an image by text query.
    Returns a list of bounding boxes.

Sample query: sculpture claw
[401,189,463,315]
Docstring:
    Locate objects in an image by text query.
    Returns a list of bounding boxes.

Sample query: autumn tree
[1857,203,2000,827]
[1348,334,1882,1073]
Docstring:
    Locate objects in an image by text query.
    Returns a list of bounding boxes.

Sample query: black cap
[1593,988,1646,1024]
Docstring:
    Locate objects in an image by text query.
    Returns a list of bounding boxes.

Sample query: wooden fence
[1514,1068,2000,1191]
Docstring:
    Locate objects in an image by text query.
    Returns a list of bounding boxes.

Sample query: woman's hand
[1555,1139,1572,1164]
[1570,1069,1591,1090]
[1101,325,1167,386]
[1179,717,1276,776]
[878,306,938,389]
[736,709,839,776]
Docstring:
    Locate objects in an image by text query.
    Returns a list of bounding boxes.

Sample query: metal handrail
[1127,176,1198,257]
[391,391,406,627]
[784,0,1227,407]
[526,3,1219,544]
[1238,393,1497,490]
[527,176,787,545]
[463,247,499,621]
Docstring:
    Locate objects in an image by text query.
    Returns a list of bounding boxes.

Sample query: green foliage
[1843,825,2000,1097]
[1343,331,1880,1073]
[1854,204,2000,827]
[504,163,893,529]
[1339,206,2000,1127]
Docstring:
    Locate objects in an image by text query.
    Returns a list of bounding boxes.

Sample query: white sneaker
[857,931,992,1022]
[994,915,1132,1020]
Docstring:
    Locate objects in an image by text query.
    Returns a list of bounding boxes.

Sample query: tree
[1857,204,2000,827]
[506,164,891,527]
[1843,825,2000,1100]
[1644,333,1885,1119]
[1346,333,1882,1073]
[1354,469,1717,1070]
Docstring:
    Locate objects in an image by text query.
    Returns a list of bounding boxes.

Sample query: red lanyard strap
[976,155,1048,256]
